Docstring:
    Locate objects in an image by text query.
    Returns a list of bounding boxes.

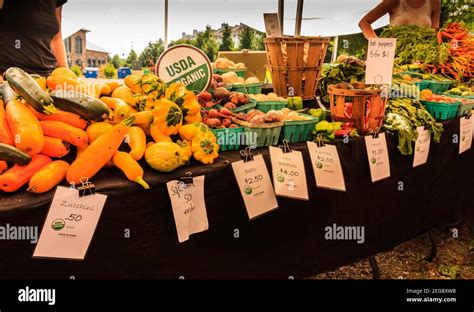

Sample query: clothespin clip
[240,146,254,162]
[465,111,472,119]
[369,127,380,139]
[180,171,194,185]
[279,139,292,154]
[315,134,325,148]
[77,177,96,197]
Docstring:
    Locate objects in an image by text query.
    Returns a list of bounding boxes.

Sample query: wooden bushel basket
[264,36,329,100]
[328,82,388,134]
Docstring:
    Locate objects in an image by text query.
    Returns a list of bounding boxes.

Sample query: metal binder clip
[279,139,292,153]
[180,171,194,185]
[315,134,325,148]
[240,146,254,162]
[77,177,96,197]
[369,127,380,139]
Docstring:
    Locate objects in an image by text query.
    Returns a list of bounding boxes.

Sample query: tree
[193,25,219,61]
[251,33,265,51]
[111,54,124,68]
[219,23,234,51]
[440,0,474,28]
[125,49,138,67]
[169,38,193,47]
[239,25,254,50]
[139,40,165,67]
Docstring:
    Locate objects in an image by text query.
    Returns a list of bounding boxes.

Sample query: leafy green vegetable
[383,98,444,155]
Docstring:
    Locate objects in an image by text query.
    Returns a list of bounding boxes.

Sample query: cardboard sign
[307,142,346,192]
[459,116,473,154]
[232,154,278,219]
[365,133,391,182]
[269,146,308,200]
[263,13,282,38]
[156,44,212,92]
[33,187,107,260]
[413,126,431,167]
[365,38,397,85]
[167,176,208,243]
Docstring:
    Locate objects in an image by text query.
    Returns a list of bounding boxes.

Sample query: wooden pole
[295,0,304,36]
[164,0,169,49]
[278,0,284,35]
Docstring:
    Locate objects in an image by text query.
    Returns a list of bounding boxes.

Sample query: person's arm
[359,0,399,39]
[51,6,68,68]
[431,0,441,29]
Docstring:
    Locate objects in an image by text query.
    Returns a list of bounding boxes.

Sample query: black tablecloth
[0,118,472,278]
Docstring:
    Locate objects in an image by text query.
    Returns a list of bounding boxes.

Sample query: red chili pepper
[335,129,351,138]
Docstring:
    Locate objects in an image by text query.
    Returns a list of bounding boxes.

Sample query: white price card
[263,13,282,38]
[307,142,346,192]
[413,126,431,167]
[33,186,107,260]
[365,133,391,182]
[232,154,278,219]
[167,176,208,243]
[269,146,308,200]
[459,116,472,154]
[365,38,397,85]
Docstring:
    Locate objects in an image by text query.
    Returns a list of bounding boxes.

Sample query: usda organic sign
[156,44,212,92]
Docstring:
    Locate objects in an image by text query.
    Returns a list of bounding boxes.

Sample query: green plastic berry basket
[232,98,257,114]
[211,127,243,152]
[255,100,288,113]
[427,80,452,94]
[281,115,318,143]
[232,83,263,94]
[420,100,460,120]
[216,68,247,78]
[414,80,430,91]
[446,95,474,117]
[233,119,283,148]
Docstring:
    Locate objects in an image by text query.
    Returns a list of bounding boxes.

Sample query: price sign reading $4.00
[365,133,391,182]
[167,176,208,243]
[232,154,278,220]
[269,146,308,200]
[33,186,107,260]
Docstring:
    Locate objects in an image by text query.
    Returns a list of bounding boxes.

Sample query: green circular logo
[51,219,65,231]
[156,45,212,92]
[370,157,377,164]
[244,185,253,195]
[276,174,285,183]
[316,162,323,169]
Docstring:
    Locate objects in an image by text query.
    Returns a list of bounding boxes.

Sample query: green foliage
[111,54,124,69]
[70,65,82,77]
[219,23,234,51]
[139,40,164,67]
[239,25,253,50]
[252,33,265,51]
[193,25,219,61]
[441,0,474,29]
[103,63,117,79]
[438,264,459,279]
[125,49,138,67]
[169,38,193,47]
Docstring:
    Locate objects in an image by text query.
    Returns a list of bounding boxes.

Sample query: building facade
[64,29,109,69]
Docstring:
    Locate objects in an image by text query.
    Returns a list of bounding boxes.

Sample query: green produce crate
[232,83,263,94]
[427,80,452,94]
[414,80,430,91]
[236,121,283,148]
[399,71,424,78]
[255,100,288,113]
[211,127,243,152]
[232,99,257,114]
[457,102,474,117]
[216,68,247,78]
[421,100,460,120]
[281,115,318,143]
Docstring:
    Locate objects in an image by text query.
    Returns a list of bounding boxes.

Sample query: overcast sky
[61,0,388,57]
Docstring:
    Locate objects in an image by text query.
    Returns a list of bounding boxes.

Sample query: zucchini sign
[156,45,212,92]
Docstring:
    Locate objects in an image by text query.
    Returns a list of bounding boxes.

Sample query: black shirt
[0,0,67,76]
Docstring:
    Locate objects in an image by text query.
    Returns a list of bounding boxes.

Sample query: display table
[0,118,472,278]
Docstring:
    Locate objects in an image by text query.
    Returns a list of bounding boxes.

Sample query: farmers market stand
[0,118,472,279]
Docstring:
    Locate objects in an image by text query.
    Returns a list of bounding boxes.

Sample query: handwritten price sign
[167,176,208,243]
[307,142,346,191]
[365,38,397,85]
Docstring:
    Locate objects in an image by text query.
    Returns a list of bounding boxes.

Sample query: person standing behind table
[358,0,441,39]
[0,0,68,83]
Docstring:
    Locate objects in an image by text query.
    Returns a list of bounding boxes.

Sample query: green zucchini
[50,90,110,122]
[0,143,32,166]
[0,82,18,104]
[4,67,56,115]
